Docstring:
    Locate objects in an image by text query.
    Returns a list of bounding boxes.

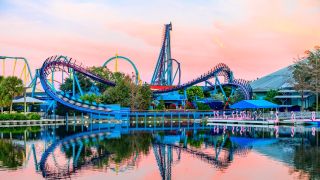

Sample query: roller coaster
[40,55,118,114]
[37,129,253,179]
[0,22,252,114]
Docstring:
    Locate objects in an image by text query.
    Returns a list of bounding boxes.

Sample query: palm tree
[0,76,11,113]
[0,76,24,113]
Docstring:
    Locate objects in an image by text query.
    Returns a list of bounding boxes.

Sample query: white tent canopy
[13,96,45,104]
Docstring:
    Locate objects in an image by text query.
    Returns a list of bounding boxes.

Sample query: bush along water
[0,113,41,120]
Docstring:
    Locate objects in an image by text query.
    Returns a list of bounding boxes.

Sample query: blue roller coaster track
[38,129,253,179]
[153,63,253,100]
[102,55,140,84]
[151,23,176,86]
[39,55,117,114]
[2,22,252,116]
[149,22,252,100]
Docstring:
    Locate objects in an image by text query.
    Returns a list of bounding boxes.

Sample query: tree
[102,74,132,107]
[264,89,281,105]
[60,73,93,94]
[305,48,320,111]
[90,66,115,92]
[59,67,152,110]
[212,93,224,101]
[0,93,10,113]
[0,76,11,113]
[196,102,211,110]
[186,86,204,102]
[129,80,140,110]
[136,84,152,110]
[291,59,311,111]
[156,100,165,110]
[0,76,24,113]
[80,94,102,103]
[0,140,24,168]
[229,91,245,104]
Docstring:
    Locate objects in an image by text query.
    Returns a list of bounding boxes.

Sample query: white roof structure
[250,65,294,92]
[13,96,45,104]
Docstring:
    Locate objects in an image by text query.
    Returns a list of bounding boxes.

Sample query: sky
[0,0,320,83]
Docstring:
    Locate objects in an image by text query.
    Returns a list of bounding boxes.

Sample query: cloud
[0,0,320,82]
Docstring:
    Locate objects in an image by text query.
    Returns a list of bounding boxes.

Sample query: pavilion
[230,100,279,109]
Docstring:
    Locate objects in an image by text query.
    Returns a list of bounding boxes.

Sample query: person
[253,111,257,120]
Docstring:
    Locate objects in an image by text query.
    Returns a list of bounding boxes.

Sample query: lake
[0,125,319,180]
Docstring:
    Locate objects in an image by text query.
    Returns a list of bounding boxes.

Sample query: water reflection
[0,140,24,169]
[0,125,319,179]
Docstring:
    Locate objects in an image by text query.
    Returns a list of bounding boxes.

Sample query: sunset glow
[1,0,320,81]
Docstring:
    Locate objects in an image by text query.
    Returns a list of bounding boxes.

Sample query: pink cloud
[1,0,320,84]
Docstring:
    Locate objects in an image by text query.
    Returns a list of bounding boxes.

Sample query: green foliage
[0,76,24,113]
[212,86,233,99]
[203,91,211,98]
[26,113,41,120]
[212,93,224,101]
[292,48,320,110]
[229,91,245,104]
[0,114,14,120]
[222,86,232,97]
[0,76,10,112]
[187,137,204,148]
[264,89,281,104]
[292,60,311,110]
[63,133,152,165]
[156,100,165,110]
[0,140,24,168]
[80,94,102,104]
[196,102,211,110]
[60,73,93,94]
[136,84,153,110]
[293,146,320,180]
[12,113,26,120]
[102,74,131,107]
[60,67,113,93]
[0,113,40,120]
[186,86,204,102]
[0,94,11,113]
[59,67,152,110]
[0,126,41,134]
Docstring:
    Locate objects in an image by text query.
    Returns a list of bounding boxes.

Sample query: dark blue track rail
[39,129,119,178]
[153,63,252,100]
[40,55,116,114]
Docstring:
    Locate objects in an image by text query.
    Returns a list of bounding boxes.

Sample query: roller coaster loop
[102,55,140,84]
[39,55,116,114]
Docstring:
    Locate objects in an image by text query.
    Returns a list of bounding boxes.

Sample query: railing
[0,119,65,127]
[1,110,319,128]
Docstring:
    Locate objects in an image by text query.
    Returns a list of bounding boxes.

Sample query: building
[250,65,315,110]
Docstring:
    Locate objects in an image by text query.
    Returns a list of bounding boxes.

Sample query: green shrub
[0,114,14,120]
[196,102,211,110]
[13,113,27,120]
[0,113,41,120]
[156,100,165,110]
[26,113,41,120]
